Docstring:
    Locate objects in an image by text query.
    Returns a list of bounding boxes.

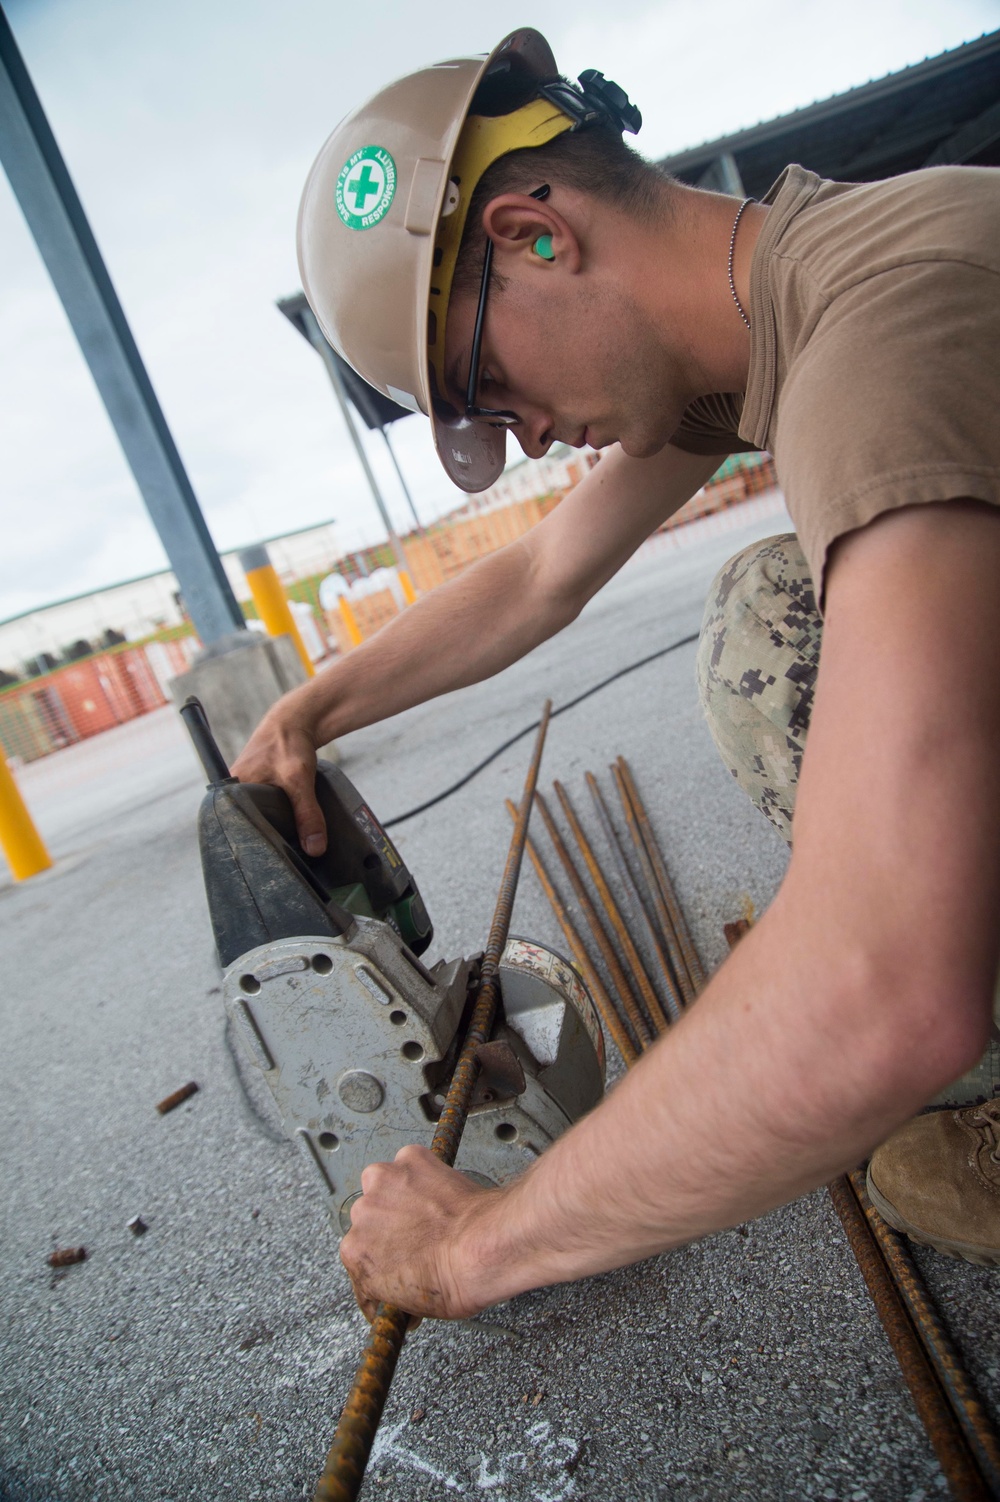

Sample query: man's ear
[482,193,582,275]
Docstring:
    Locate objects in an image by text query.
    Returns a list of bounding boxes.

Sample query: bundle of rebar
[512,755,703,1067]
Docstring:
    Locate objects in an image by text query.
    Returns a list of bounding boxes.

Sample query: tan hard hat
[297,29,575,493]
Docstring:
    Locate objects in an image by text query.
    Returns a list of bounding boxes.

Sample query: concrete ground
[2,495,997,1502]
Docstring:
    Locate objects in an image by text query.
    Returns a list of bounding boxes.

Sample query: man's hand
[230,698,328,855]
[340,1145,502,1322]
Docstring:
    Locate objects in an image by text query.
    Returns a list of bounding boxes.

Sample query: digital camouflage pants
[696,532,1000,1107]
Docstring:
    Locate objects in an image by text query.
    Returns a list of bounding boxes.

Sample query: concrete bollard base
[168,633,338,772]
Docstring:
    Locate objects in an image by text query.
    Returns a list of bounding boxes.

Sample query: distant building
[0,520,340,677]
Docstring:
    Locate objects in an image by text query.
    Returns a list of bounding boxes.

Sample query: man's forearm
[345,885,966,1322]
[456,893,964,1310]
[288,539,572,745]
[231,534,581,850]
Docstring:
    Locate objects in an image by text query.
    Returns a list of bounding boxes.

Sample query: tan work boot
[866,1100,1000,1267]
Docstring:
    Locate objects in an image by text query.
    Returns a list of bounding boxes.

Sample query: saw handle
[180,697,236,787]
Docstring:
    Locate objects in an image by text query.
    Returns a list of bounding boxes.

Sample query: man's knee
[696,532,820,842]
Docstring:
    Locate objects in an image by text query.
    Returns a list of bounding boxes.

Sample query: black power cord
[383,629,700,829]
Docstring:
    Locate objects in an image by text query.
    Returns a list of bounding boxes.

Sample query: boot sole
[865,1168,1000,1268]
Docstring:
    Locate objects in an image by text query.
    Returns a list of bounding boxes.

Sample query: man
[234,29,1000,1317]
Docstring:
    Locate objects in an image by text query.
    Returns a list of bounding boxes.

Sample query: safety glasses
[464,183,551,428]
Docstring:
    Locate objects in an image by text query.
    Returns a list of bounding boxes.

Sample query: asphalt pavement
[2,495,996,1502]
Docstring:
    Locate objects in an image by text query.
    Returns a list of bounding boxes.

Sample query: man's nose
[512,408,554,460]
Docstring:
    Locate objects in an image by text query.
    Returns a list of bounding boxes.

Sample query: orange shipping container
[52,660,122,739]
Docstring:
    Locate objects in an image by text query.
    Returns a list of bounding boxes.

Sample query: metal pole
[0,7,245,646]
[298,306,415,595]
[379,425,423,534]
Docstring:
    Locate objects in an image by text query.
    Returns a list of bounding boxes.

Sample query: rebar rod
[506,798,639,1068]
[554,780,666,1042]
[534,791,652,1052]
[585,772,680,1027]
[827,1174,991,1502]
[313,701,553,1502]
[612,760,696,1011]
[615,757,706,995]
[849,1171,1000,1495]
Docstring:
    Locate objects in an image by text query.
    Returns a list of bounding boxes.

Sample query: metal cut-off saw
[181,698,605,1236]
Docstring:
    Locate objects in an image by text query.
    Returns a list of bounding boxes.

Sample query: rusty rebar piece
[827,1174,991,1502]
[506,798,639,1068]
[616,757,706,995]
[612,760,697,1011]
[313,1304,409,1502]
[314,701,553,1502]
[554,780,665,1043]
[156,1080,199,1115]
[534,790,651,1051]
[585,772,680,1028]
[848,1171,1000,1495]
[722,925,997,1498]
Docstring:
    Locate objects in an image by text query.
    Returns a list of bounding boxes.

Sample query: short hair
[452,125,672,296]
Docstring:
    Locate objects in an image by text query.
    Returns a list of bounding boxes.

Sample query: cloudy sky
[2,0,997,619]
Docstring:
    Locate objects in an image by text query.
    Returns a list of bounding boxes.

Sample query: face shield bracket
[537,70,642,137]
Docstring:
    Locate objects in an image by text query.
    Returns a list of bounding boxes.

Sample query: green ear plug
[533,234,555,260]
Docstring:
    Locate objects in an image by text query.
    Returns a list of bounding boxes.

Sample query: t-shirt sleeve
[775,259,1000,603]
[669,391,759,456]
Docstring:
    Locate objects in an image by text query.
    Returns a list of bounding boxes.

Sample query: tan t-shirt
[670,164,1000,602]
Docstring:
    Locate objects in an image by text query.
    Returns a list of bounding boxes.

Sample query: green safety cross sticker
[335,145,396,231]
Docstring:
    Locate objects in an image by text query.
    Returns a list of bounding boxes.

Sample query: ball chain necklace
[728,197,753,330]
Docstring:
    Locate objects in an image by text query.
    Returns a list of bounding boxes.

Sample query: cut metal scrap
[585,771,681,1027]
[156,1081,199,1114]
[534,790,651,1052]
[48,1246,87,1267]
[313,700,553,1502]
[507,797,638,1067]
[616,757,706,997]
[554,780,665,1041]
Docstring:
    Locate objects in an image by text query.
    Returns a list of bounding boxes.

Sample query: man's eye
[480,369,496,389]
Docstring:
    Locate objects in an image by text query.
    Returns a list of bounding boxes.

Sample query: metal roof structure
[660,30,1000,197]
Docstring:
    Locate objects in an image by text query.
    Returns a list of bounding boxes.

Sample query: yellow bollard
[239,545,314,678]
[338,595,363,649]
[398,569,417,606]
[0,753,52,881]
